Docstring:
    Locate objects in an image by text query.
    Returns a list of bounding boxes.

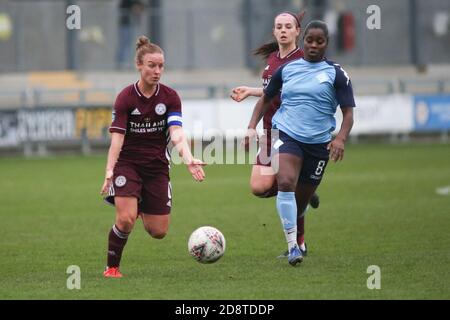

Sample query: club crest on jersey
[155,103,166,115]
[115,175,127,187]
[316,72,328,83]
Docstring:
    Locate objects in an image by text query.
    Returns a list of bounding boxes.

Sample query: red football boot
[103,266,123,278]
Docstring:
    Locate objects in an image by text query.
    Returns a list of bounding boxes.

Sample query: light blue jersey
[264,58,356,144]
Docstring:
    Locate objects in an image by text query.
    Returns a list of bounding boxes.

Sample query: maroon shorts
[255,134,272,167]
[104,163,172,215]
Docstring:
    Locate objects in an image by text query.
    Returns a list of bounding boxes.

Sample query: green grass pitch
[0,143,449,299]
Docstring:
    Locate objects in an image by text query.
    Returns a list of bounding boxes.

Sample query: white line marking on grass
[436,186,450,196]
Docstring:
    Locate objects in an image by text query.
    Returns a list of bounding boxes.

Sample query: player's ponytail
[135,35,164,64]
[253,41,279,59]
[253,10,305,60]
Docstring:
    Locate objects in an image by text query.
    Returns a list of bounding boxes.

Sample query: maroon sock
[297,216,305,245]
[107,224,129,268]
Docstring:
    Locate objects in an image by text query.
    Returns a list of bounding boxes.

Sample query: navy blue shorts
[272,130,330,185]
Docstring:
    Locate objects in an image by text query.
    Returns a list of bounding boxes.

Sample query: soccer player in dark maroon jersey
[100,36,205,278]
[231,11,318,258]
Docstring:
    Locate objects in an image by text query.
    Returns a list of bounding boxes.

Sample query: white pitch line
[435,186,450,196]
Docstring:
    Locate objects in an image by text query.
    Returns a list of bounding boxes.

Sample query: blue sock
[276,191,298,250]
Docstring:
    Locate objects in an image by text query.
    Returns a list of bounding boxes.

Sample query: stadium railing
[399,79,450,94]
[1,78,450,109]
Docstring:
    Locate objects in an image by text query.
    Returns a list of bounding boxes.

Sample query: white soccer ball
[188,226,226,264]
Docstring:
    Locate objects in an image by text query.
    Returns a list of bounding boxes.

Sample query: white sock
[284,227,298,251]
[299,242,306,252]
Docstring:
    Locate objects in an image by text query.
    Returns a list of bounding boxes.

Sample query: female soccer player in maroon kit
[231,12,318,258]
[101,36,205,278]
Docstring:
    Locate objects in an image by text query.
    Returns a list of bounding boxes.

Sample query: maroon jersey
[110,81,182,172]
[261,47,303,131]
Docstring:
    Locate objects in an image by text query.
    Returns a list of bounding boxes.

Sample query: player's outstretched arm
[101,133,125,195]
[327,107,354,162]
[169,125,206,182]
[246,64,280,131]
[247,94,272,129]
[241,94,273,151]
[230,86,263,102]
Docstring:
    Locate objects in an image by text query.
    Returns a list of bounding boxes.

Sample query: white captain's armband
[167,112,182,127]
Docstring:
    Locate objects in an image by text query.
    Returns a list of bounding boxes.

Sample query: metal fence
[2,77,450,110]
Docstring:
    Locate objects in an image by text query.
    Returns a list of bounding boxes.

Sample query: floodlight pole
[409,0,419,66]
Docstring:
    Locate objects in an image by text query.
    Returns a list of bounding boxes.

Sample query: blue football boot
[288,246,303,266]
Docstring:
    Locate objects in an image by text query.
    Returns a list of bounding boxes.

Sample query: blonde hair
[135,36,164,64]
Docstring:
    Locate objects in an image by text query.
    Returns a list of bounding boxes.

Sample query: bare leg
[295,183,319,250]
[141,213,170,239]
[249,165,277,197]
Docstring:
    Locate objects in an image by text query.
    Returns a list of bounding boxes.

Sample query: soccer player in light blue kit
[247,20,355,266]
